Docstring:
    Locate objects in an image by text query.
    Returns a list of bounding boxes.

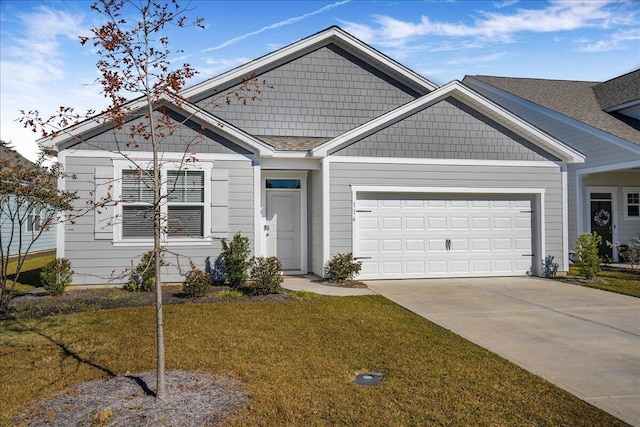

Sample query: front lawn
[566,266,640,298]
[0,296,627,426]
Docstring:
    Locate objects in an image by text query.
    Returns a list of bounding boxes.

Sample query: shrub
[182,261,210,298]
[246,256,283,295]
[618,237,640,270]
[220,233,251,288]
[325,252,362,282]
[124,250,159,292]
[40,258,73,296]
[541,255,559,278]
[575,232,602,280]
[216,289,244,300]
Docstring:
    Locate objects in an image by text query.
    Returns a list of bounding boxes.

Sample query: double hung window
[120,168,206,240]
[624,188,640,219]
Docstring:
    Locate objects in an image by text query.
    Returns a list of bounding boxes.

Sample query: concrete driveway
[365,276,640,426]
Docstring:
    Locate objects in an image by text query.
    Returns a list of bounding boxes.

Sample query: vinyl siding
[63,154,254,285]
[332,97,559,162]
[194,44,419,139]
[329,162,565,272]
[0,196,56,257]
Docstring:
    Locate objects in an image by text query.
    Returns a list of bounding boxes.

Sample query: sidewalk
[281,275,375,296]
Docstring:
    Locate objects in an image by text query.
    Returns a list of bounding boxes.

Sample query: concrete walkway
[365,277,640,426]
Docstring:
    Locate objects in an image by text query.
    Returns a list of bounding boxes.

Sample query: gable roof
[312,81,585,164]
[464,75,640,146]
[181,26,438,102]
[0,141,35,168]
[593,69,640,112]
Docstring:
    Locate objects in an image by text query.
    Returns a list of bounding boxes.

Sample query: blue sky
[1,0,639,161]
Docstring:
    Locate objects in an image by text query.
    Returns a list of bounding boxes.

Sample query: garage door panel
[355,193,534,279]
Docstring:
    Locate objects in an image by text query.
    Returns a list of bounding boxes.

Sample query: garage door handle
[355,210,372,213]
[522,254,535,257]
[445,239,451,251]
[354,257,371,260]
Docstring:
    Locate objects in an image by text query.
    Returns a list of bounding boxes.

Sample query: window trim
[113,161,212,245]
[623,187,640,220]
[26,209,42,232]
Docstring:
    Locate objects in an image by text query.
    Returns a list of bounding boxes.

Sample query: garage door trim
[351,185,545,279]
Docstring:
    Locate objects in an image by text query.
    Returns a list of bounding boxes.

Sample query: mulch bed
[3,285,290,320]
[14,371,248,426]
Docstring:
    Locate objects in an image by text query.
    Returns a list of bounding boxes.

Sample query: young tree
[20,0,264,399]
[0,141,76,311]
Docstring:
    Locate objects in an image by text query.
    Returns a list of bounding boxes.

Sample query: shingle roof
[257,136,331,151]
[466,75,640,146]
[593,69,640,111]
[0,141,35,167]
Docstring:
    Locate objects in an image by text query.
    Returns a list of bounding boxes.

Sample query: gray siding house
[464,72,640,261]
[42,27,584,285]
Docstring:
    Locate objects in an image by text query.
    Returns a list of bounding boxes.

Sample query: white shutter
[211,169,229,239]
[94,167,114,240]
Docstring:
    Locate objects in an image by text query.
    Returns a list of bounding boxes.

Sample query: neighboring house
[464,71,640,261]
[0,144,57,259]
[42,27,585,285]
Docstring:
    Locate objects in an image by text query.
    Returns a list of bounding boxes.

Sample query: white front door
[266,189,301,270]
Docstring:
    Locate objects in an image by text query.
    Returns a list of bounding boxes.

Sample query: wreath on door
[593,209,610,227]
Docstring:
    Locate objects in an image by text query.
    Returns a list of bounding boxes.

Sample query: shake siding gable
[332,97,560,161]
[194,45,420,138]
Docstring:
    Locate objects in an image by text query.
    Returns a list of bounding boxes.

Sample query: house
[0,143,57,261]
[42,26,586,285]
[463,71,640,261]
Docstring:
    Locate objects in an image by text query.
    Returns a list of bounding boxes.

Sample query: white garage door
[354,193,534,279]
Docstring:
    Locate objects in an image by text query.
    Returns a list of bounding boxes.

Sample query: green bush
[325,252,362,282]
[124,250,160,292]
[221,233,251,288]
[40,258,73,296]
[246,256,283,295]
[576,232,602,280]
[182,261,210,298]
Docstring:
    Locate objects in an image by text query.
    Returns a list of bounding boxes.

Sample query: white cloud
[494,0,519,9]
[445,51,508,65]
[579,28,640,52]
[341,1,636,49]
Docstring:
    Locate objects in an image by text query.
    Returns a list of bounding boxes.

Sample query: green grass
[568,266,640,297]
[3,252,55,296]
[0,297,627,426]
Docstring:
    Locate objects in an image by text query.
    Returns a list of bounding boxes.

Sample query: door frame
[586,186,618,261]
[262,170,308,274]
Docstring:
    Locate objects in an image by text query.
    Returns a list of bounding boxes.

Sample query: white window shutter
[211,169,229,239]
[94,167,114,240]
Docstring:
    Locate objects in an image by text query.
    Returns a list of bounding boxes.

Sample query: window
[167,170,204,237]
[120,168,206,240]
[27,210,42,232]
[121,170,154,238]
[624,188,640,219]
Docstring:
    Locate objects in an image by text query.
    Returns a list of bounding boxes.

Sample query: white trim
[253,164,262,257]
[465,78,640,154]
[622,187,640,220]
[261,158,321,170]
[311,81,584,163]
[261,170,308,274]
[322,158,331,275]
[112,160,213,244]
[561,165,569,271]
[58,148,256,162]
[576,159,640,175]
[350,185,546,278]
[56,151,66,258]
[325,156,560,168]
[349,185,546,195]
[181,27,437,100]
[586,186,619,261]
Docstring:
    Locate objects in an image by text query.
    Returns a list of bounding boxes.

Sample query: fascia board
[180,26,437,101]
[313,81,585,164]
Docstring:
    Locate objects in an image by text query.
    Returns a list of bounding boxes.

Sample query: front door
[590,192,613,259]
[266,187,301,271]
